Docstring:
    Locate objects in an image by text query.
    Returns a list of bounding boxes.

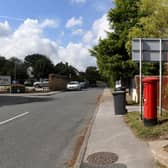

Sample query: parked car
[66,81,81,91]
[80,81,89,89]
[80,81,86,88]
[24,80,34,86]
[33,79,48,88]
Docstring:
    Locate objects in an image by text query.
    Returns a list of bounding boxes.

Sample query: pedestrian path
[80,88,155,168]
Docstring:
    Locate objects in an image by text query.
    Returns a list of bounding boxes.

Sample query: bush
[11,84,25,93]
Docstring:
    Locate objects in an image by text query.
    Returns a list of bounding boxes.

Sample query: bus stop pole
[159,39,162,116]
[139,38,143,120]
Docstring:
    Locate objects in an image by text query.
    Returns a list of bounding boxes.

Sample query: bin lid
[112,90,125,95]
[142,77,159,83]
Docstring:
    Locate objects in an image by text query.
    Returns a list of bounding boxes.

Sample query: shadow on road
[0,96,54,107]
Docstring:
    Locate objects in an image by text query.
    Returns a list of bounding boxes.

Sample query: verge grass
[124,111,168,140]
[155,161,168,168]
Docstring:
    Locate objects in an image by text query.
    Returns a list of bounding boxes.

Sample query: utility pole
[14,60,16,82]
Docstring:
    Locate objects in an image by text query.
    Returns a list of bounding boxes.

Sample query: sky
[0,0,113,71]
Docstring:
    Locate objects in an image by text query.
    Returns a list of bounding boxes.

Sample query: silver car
[66,81,81,91]
[33,80,48,88]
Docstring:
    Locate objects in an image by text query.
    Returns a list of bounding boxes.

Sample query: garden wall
[48,74,69,91]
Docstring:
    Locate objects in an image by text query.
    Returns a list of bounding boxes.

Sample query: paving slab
[149,140,168,167]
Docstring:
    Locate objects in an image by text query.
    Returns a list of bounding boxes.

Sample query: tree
[90,0,140,86]
[54,62,79,80]
[127,0,168,53]
[9,57,27,83]
[0,56,9,75]
[24,54,54,79]
[126,0,168,75]
[85,66,100,85]
[0,57,27,82]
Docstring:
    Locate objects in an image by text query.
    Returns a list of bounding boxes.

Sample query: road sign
[132,38,168,61]
[0,76,11,86]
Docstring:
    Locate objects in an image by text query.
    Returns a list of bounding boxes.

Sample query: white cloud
[58,43,96,71]
[94,4,107,12]
[83,31,93,44]
[41,19,59,28]
[0,21,11,37]
[60,31,65,36]
[0,16,24,21]
[83,14,110,45]
[66,16,83,28]
[92,2,110,12]
[13,19,42,39]
[0,18,96,71]
[0,14,110,71]
[71,0,86,4]
[92,14,110,39]
[72,29,83,35]
[0,19,59,61]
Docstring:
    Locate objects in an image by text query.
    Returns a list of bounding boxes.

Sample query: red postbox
[142,77,158,126]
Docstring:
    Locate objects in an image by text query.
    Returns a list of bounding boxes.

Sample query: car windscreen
[69,81,78,84]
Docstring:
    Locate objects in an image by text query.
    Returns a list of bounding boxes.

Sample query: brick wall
[48,74,69,91]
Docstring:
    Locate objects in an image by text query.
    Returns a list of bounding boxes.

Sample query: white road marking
[0,112,30,125]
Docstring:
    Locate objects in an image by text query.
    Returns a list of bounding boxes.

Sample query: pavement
[77,88,168,168]
[0,91,61,97]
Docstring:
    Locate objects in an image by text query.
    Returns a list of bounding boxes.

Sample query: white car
[66,81,81,91]
[33,80,48,88]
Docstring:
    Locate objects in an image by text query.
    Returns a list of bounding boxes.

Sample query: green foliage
[0,56,27,82]
[155,161,167,168]
[85,66,100,85]
[108,0,139,35]
[0,56,10,75]
[126,0,168,75]
[91,0,168,86]
[10,57,28,82]
[90,0,140,87]
[0,54,81,83]
[78,72,86,81]
[142,62,159,75]
[127,0,168,49]
[54,62,79,80]
[24,54,54,79]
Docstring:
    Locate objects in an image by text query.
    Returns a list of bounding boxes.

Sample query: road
[0,88,103,168]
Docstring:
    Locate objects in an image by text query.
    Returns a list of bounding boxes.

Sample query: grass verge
[155,161,168,168]
[124,111,168,140]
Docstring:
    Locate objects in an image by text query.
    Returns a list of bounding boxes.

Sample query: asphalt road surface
[0,88,103,168]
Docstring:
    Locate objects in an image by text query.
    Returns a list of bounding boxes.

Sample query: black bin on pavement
[112,90,127,115]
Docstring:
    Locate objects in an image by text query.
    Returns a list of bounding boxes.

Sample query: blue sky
[0,0,113,71]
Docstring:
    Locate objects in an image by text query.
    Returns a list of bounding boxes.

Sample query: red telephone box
[142,77,158,126]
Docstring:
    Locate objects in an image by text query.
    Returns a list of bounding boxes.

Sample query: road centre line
[0,112,30,125]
